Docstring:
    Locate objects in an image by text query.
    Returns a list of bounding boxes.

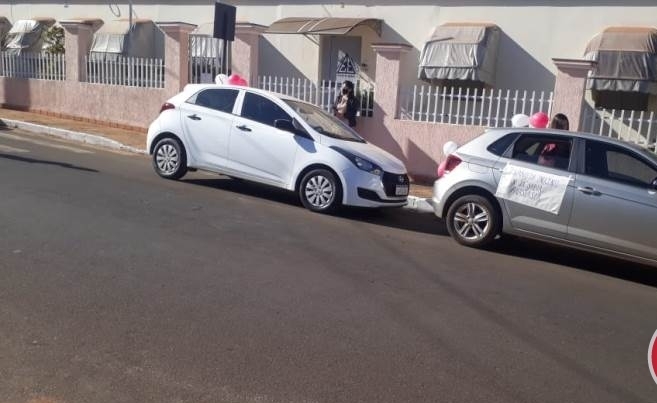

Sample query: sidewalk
[0,108,434,200]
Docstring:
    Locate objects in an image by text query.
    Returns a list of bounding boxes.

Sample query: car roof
[486,127,656,156]
[183,83,297,101]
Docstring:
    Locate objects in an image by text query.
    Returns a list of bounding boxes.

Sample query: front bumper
[341,167,408,208]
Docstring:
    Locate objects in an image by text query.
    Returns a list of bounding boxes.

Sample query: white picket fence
[258,76,375,118]
[401,85,554,128]
[581,107,657,151]
[0,52,66,81]
[86,56,164,88]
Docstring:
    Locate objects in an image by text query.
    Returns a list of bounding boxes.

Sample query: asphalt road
[0,129,656,403]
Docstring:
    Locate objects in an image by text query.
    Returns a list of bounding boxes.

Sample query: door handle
[577,186,601,196]
[187,114,201,121]
[236,124,252,132]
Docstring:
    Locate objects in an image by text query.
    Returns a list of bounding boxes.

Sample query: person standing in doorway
[550,113,570,130]
[333,80,359,128]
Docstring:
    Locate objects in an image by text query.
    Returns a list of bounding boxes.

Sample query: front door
[321,36,361,83]
[229,91,299,186]
[179,88,239,169]
[568,139,657,260]
[492,133,577,239]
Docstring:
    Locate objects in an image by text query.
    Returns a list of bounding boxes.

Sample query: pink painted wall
[0,78,169,129]
[358,116,482,181]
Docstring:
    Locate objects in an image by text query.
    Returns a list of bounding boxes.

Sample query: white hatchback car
[147,84,409,212]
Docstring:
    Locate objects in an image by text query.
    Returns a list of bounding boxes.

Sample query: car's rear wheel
[299,169,341,213]
[153,138,187,180]
[446,194,500,248]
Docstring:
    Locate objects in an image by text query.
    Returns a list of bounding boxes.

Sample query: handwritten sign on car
[495,164,571,214]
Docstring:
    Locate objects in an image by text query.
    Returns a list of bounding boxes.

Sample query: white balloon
[215,74,228,85]
[511,113,530,128]
[443,141,458,156]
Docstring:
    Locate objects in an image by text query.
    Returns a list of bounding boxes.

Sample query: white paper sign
[495,164,571,215]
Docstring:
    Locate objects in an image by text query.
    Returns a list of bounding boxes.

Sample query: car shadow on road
[182,176,446,236]
[492,236,657,288]
[0,153,99,173]
[182,176,657,286]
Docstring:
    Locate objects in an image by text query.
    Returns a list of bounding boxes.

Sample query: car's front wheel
[153,137,187,180]
[299,169,341,213]
[446,194,500,248]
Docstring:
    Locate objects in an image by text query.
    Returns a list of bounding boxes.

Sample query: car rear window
[487,133,518,156]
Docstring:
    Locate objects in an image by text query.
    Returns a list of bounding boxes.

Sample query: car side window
[188,89,239,113]
[241,92,291,127]
[585,141,657,187]
[487,133,519,156]
[510,134,572,171]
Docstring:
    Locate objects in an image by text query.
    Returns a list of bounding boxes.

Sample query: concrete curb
[0,118,148,155]
[405,195,434,213]
[2,117,435,212]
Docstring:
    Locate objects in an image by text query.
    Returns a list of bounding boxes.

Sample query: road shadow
[493,236,657,288]
[183,176,657,286]
[182,176,445,236]
[0,153,99,173]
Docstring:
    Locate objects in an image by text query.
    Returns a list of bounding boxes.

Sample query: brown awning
[265,17,381,36]
[584,27,657,94]
[419,22,501,85]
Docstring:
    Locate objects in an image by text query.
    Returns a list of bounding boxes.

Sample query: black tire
[299,168,341,213]
[152,137,187,180]
[446,194,500,248]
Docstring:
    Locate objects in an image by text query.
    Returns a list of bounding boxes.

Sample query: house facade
[2,1,656,93]
[0,1,656,179]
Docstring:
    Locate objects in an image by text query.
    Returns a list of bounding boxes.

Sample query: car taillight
[160,102,175,114]
[437,154,462,178]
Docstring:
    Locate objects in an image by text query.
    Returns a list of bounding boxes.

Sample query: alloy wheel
[453,202,490,241]
[156,144,179,175]
[304,175,335,209]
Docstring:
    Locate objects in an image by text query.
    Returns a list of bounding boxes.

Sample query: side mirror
[651,177,657,190]
[274,119,296,133]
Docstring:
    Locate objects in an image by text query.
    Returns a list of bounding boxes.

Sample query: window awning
[265,17,382,36]
[584,27,657,94]
[90,19,165,60]
[4,18,55,54]
[418,22,501,85]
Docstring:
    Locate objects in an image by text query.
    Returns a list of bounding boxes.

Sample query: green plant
[45,26,65,54]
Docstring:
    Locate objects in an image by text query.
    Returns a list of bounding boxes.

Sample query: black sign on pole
[214,1,236,74]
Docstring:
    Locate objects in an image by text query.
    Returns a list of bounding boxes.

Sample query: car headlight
[331,146,383,176]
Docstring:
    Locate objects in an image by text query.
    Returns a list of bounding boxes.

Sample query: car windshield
[284,100,365,143]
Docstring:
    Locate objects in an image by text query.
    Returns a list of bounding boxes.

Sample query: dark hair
[342,80,355,91]
[550,113,569,131]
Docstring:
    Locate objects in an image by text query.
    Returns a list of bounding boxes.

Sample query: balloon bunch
[215,73,248,86]
[511,112,549,128]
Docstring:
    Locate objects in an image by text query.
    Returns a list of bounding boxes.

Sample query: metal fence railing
[0,52,66,81]
[86,56,164,88]
[581,106,657,152]
[189,35,226,84]
[258,76,375,118]
[401,85,554,128]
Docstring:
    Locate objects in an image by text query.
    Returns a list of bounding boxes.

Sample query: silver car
[433,128,657,266]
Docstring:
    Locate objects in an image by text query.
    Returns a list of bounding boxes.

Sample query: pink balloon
[227,74,248,86]
[529,112,550,129]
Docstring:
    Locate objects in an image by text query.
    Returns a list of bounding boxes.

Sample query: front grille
[382,172,409,197]
[357,188,406,203]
